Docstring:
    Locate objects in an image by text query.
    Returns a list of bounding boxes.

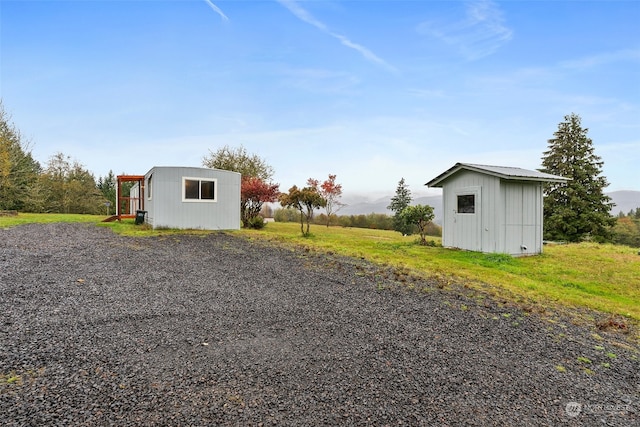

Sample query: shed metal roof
[425,163,569,188]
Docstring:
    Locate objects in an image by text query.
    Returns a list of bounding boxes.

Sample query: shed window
[457,194,475,214]
[183,177,217,202]
[200,181,215,199]
[147,174,152,200]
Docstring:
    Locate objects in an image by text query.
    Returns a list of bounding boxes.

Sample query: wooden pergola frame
[103,175,145,222]
[116,175,145,220]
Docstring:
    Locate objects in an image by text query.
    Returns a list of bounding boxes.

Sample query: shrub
[274,207,299,223]
[246,215,266,229]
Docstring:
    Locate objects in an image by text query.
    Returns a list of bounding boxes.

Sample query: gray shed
[135,166,241,230]
[425,163,568,256]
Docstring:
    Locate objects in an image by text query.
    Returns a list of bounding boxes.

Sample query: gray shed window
[457,194,475,214]
[183,177,216,202]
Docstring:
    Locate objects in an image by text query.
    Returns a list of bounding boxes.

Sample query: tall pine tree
[0,101,41,211]
[387,178,413,235]
[540,113,615,242]
[97,170,117,209]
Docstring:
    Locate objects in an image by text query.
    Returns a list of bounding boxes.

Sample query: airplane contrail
[277,0,397,73]
[204,0,229,21]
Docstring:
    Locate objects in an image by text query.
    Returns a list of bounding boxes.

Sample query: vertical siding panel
[501,182,542,256]
[442,181,454,247]
[522,184,539,255]
[485,175,500,253]
[533,184,543,254]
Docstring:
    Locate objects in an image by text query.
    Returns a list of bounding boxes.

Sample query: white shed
[136,166,241,230]
[425,163,568,256]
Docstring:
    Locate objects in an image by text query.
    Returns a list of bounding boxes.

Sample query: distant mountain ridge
[609,191,640,215]
[339,191,640,221]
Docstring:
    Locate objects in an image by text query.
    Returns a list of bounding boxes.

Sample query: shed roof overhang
[425,163,570,188]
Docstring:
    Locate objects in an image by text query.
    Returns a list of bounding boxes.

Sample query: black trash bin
[135,210,147,225]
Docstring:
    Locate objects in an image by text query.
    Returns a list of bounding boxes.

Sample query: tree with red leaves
[308,174,344,227]
[241,177,279,228]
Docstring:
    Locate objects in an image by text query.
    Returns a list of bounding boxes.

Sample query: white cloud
[277,0,397,72]
[417,0,512,60]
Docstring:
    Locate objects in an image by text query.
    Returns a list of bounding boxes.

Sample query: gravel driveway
[1,223,638,426]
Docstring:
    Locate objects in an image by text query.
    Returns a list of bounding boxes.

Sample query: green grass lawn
[3,214,639,338]
[0,213,106,227]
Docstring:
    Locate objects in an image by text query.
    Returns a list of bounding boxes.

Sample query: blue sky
[1,0,639,201]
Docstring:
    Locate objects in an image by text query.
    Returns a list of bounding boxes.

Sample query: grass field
[0,213,105,227]
[3,214,639,339]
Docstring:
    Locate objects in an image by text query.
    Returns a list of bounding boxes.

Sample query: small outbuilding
[130,166,241,230]
[425,163,568,256]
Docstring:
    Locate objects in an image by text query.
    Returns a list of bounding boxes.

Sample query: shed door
[452,187,481,251]
[504,182,540,255]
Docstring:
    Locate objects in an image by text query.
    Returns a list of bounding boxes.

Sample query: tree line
[274,209,442,236]
[613,209,640,248]
[1,103,110,214]
[2,101,638,247]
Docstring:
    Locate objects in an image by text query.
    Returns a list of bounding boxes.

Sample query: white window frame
[147,174,153,200]
[454,186,480,215]
[182,176,217,202]
[456,194,476,214]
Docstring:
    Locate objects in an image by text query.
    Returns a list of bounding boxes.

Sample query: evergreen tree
[540,113,615,242]
[97,170,117,210]
[387,178,413,235]
[0,101,41,211]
